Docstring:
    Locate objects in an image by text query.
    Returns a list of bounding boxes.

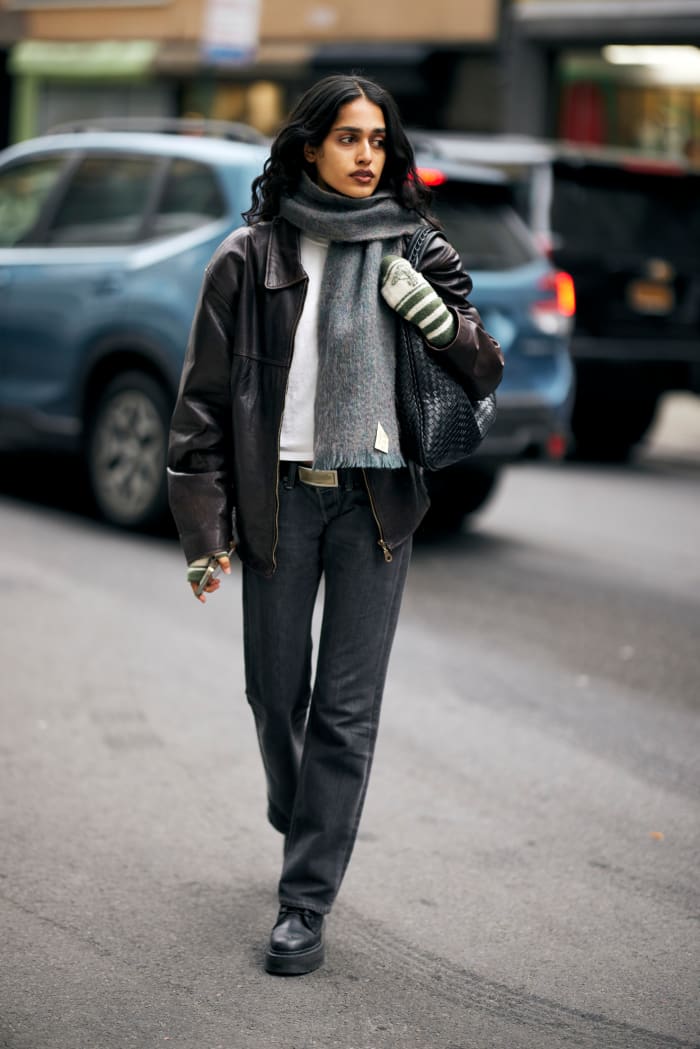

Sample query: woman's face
[304,95,387,198]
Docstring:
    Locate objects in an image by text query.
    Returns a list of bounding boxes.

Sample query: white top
[279,232,329,462]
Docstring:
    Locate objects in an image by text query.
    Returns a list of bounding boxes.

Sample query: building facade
[0,0,504,145]
[1,0,699,155]
[505,0,700,157]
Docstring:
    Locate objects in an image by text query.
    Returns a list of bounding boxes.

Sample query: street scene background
[1,0,700,1044]
[1,394,698,1049]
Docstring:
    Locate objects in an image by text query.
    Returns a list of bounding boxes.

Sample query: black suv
[550,153,700,458]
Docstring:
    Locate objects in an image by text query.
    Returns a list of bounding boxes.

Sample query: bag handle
[405,225,440,270]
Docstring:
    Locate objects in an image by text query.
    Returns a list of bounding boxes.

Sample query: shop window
[0,155,67,247]
[207,80,283,135]
[47,155,158,245]
[149,159,226,238]
[557,50,700,155]
[558,82,607,146]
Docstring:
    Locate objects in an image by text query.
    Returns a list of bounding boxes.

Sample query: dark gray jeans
[242,470,412,915]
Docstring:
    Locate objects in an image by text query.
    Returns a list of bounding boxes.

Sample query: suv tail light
[415,167,448,187]
[546,432,568,460]
[531,271,576,336]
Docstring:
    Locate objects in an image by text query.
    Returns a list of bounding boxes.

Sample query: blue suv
[412,157,575,529]
[0,125,574,531]
[0,127,268,526]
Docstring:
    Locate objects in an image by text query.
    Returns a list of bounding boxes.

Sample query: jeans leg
[242,482,323,834]
[279,486,412,914]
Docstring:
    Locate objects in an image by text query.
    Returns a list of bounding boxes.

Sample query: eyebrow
[333,125,386,134]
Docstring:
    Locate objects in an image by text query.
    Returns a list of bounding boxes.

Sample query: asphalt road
[1,406,699,1049]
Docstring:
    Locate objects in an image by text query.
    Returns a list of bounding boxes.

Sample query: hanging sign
[202,0,260,64]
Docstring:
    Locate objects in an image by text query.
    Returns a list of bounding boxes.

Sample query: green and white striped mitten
[380,255,457,349]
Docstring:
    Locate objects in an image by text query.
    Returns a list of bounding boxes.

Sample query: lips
[350,171,374,183]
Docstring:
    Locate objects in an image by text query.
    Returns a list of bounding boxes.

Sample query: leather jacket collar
[264,218,307,290]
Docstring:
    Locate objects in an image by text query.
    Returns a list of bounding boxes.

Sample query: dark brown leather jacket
[168,216,504,573]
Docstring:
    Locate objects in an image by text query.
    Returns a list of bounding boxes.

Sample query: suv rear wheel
[87,371,170,528]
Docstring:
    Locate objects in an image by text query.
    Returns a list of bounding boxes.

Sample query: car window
[551,164,700,265]
[431,180,539,271]
[149,158,226,238]
[47,154,159,245]
[0,155,67,247]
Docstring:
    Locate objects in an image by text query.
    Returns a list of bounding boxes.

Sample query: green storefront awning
[9,39,158,79]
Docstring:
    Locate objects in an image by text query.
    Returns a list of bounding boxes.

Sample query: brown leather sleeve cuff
[431,308,505,401]
[167,468,232,563]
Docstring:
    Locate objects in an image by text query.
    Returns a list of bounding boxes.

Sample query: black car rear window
[429,180,539,271]
[551,163,700,264]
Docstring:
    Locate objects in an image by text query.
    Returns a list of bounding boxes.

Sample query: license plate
[626,280,675,315]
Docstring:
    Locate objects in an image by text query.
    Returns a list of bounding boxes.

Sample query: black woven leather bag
[396,226,497,471]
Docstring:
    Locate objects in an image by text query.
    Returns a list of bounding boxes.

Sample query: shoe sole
[264,941,324,976]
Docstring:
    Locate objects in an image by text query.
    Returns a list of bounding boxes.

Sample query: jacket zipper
[362,469,393,563]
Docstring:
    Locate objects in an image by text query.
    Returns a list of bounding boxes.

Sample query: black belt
[281,462,362,490]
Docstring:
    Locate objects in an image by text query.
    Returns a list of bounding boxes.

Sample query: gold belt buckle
[298,466,339,487]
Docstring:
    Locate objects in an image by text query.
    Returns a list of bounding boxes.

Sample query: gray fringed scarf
[279,174,420,469]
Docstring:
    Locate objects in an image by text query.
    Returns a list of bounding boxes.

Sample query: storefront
[4,0,504,143]
[556,45,700,157]
[506,0,700,156]
[158,0,505,135]
[8,39,173,142]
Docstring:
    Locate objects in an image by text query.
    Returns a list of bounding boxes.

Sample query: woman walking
[168,74,503,975]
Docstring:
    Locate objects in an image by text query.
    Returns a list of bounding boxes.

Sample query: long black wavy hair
[243,74,436,224]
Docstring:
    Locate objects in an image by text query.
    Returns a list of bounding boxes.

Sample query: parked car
[411,131,700,460]
[550,149,700,459]
[0,125,268,527]
[0,125,574,532]
[412,156,575,530]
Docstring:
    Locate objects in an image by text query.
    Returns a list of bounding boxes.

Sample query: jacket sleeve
[417,233,505,400]
[167,261,238,564]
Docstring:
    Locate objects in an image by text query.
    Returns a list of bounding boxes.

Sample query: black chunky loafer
[264,906,325,975]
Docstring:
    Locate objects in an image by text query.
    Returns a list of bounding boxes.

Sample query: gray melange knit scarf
[279,174,420,469]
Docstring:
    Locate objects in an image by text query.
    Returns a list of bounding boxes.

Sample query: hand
[187,549,234,603]
[380,255,457,348]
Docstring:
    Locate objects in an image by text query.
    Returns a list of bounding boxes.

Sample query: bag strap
[405,225,440,269]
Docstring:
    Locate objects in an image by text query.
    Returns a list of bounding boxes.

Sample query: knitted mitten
[380,255,457,348]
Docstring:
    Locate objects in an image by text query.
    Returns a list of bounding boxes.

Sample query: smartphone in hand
[194,557,222,598]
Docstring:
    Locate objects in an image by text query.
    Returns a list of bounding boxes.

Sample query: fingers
[188,547,235,603]
[191,582,207,603]
[190,576,222,603]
